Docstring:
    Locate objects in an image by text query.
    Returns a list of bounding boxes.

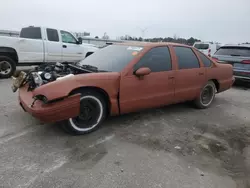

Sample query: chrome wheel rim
[0,61,11,75]
[69,95,103,132]
[201,85,214,105]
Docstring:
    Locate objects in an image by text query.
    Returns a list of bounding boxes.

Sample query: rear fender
[0,47,18,62]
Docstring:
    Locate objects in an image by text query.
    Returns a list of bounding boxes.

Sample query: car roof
[194,42,221,45]
[113,42,191,48]
[221,43,250,48]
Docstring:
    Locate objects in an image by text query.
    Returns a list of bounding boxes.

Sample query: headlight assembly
[32,72,43,86]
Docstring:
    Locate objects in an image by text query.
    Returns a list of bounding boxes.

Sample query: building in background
[73,32,90,38]
[0,30,19,37]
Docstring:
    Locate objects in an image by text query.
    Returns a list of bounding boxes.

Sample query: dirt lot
[0,78,249,188]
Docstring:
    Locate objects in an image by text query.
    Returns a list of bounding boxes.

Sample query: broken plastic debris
[174,146,181,150]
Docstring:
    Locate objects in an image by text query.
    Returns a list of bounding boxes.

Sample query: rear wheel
[194,81,216,109]
[0,56,16,79]
[62,90,107,135]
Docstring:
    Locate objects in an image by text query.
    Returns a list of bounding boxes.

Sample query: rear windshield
[194,43,209,50]
[79,45,144,72]
[214,46,250,57]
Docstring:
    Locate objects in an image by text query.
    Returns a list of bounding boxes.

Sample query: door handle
[62,45,67,48]
[198,72,204,76]
[168,76,174,79]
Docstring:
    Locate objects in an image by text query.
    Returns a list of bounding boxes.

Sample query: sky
[0,0,250,44]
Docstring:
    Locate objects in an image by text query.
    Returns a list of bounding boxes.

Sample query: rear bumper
[218,77,235,93]
[234,76,250,82]
[18,86,80,123]
[233,70,250,82]
[234,69,250,81]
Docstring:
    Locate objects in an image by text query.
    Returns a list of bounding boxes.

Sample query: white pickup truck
[0,26,99,78]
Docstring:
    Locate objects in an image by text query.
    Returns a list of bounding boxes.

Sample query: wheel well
[0,47,18,63]
[211,79,220,91]
[85,52,93,58]
[69,86,111,115]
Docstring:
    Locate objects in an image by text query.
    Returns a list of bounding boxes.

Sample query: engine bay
[14,62,98,92]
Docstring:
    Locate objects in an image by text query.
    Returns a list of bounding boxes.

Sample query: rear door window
[196,50,212,67]
[46,28,59,42]
[215,46,250,57]
[194,43,209,50]
[174,46,200,69]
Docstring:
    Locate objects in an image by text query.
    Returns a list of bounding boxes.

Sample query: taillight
[242,60,250,64]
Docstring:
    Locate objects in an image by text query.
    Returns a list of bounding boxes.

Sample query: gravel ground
[0,76,250,188]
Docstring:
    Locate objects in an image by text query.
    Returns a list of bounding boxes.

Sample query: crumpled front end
[18,85,80,123]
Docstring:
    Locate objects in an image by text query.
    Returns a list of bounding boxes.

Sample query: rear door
[119,46,175,114]
[18,27,45,62]
[213,46,250,79]
[45,28,62,62]
[60,30,84,62]
[172,46,206,103]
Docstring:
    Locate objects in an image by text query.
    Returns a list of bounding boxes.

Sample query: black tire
[0,56,16,79]
[194,81,216,109]
[62,89,107,135]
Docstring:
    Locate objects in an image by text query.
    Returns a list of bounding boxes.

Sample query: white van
[193,42,221,57]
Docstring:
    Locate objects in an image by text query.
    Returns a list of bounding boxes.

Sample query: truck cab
[0,26,98,78]
[193,42,221,57]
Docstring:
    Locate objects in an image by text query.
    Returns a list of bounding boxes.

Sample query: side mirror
[77,37,83,44]
[135,67,151,77]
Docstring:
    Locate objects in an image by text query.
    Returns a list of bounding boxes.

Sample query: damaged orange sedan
[12,42,235,135]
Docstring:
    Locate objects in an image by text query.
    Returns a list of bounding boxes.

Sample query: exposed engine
[22,62,98,91]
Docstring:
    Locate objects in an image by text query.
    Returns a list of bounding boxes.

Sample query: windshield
[79,45,144,72]
[215,46,250,57]
[194,43,209,50]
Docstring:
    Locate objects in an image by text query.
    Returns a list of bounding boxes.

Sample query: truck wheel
[194,81,216,109]
[62,90,107,135]
[0,56,16,79]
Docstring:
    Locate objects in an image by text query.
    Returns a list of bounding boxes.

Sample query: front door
[172,46,206,103]
[60,30,84,62]
[119,46,175,114]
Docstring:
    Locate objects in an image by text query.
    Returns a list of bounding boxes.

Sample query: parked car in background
[13,42,234,135]
[212,44,250,82]
[0,26,99,78]
[193,42,221,57]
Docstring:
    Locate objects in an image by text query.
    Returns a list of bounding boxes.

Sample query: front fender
[83,45,99,53]
[32,73,120,102]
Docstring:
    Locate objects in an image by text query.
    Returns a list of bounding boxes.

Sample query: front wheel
[194,81,216,109]
[62,90,107,135]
